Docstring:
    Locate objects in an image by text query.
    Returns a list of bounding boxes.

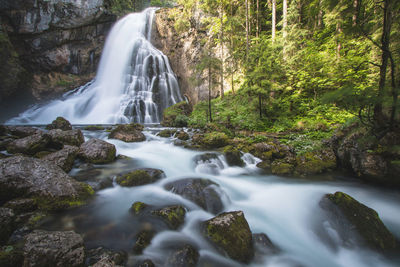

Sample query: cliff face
[0,0,116,101]
[151,7,219,105]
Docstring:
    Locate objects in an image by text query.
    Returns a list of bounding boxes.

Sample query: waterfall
[7,8,183,125]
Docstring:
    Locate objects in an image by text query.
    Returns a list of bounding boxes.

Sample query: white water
[7,8,182,125]
[50,128,400,267]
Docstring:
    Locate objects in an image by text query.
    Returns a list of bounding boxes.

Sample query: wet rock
[0,245,24,267]
[256,160,271,171]
[83,125,106,131]
[158,129,176,137]
[0,208,15,245]
[271,160,294,175]
[252,233,279,255]
[87,247,127,266]
[295,149,337,176]
[79,138,116,164]
[193,153,224,175]
[133,230,156,254]
[116,168,165,187]
[164,178,224,214]
[130,202,149,215]
[109,124,146,143]
[176,131,189,141]
[166,244,199,267]
[4,199,37,214]
[152,205,186,230]
[0,156,94,211]
[23,230,85,267]
[48,129,85,147]
[0,137,14,151]
[5,126,42,138]
[45,117,72,131]
[42,145,79,172]
[251,141,295,161]
[136,259,155,267]
[6,132,51,156]
[223,146,245,167]
[203,211,254,263]
[320,192,397,252]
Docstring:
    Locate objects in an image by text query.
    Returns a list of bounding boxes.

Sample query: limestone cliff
[0,0,116,101]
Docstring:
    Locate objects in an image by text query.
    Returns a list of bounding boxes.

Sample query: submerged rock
[109,124,146,143]
[203,211,254,263]
[116,168,165,187]
[164,178,224,214]
[45,117,72,131]
[42,145,79,172]
[130,202,149,215]
[48,129,85,147]
[0,156,94,211]
[252,233,279,255]
[133,229,156,254]
[136,259,155,267]
[79,138,116,164]
[6,132,51,156]
[158,129,176,137]
[23,230,85,267]
[320,191,397,252]
[152,205,186,230]
[0,245,24,267]
[166,244,199,267]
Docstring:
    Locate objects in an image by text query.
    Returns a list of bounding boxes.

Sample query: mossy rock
[116,168,165,187]
[322,192,397,252]
[45,117,72,131]
[158,129,176,137]
[176,131,189,141]
[295,149,337,176]
[201,132,229,148]
[162,102,192,127]
[108,123,145,143]
[83,125,105,131]
[0,246,24,267]
[152,205,186,230]
[132,229,156,254]
[271,161,294,175]
[167,244,199,267]
[223,146,244,167]
[130,202,149,215]
[256,160,272,172]
[203,211,254,263]
[79,138,116,164]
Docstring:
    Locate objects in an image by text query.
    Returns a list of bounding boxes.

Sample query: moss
[271,161,294,175]
[83,125,105,131]
[223,146,245,167]
[34,151,52,158]
[27,212,47,228]
[132,230,155,254]
[162,102,192,127]
[152,206,186,230]
[158,129,176,137]
[201,132,229,148]
[116,170,153,187]
[295,150,336,176]
[176,131,189,140]
[45,117,72,131]
[326,192,397,251]
[130,202,148,215]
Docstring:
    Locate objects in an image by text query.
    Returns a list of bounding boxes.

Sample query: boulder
[176,131,189,141]
[203,211,254,263]
[136,259,155,267]
[116,168,165,187]
[0,208,15,245]
[164,178,224,214]
[23,230,85,267]
[108,124,146,143]
[79,138,116,164]
[166,244,199,267]
[193,153,224,175]
[271,160,294,175]
[4,198,37,214]
[200,132,229,148]
[252,233,279,255]
[132,229,156,254]
[158,129,176,138]
[5,126,42,138]
[42,145,79,172]
[130,202,149,215]
[320,192,397,252]
[152,205,186,230]
[45,117,72,131]
[48,129,85,147]
[6,132,51,156]
[223,146,245,167]
[87,247,127,267]
[251,141,295,161]
[0,156,94,210]
[295,149,337,176]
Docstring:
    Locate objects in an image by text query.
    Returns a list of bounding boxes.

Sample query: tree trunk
[256,0,260,38]
[272,0,276,41]
[283,0,287,39]
[246,0,250,60]
[208,63,213,122]
[259,93,262,119]
[352,0,358,26]
[220,0,224,99]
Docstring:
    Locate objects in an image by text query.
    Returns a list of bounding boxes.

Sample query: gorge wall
[0,0,116,102]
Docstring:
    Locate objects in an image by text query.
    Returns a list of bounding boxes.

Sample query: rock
[136,259,155,267]
[0,137,14,151]
[295,149,337,176]
[130,202,149,215]
[158,129,176,137]
[152,205,186,230]
[256,160,271,171]
[23,230,85,267]
[166,244,199,267]
[0,208,15,245]
[48,129,85,147]
[5,126,42,138]
[133,230,156,254]
[161,102,192,127]
[79,138,116,164]
[92,258,116,267]
[0,156,94,210]
[200,132,229,148]
[87,247,127,266]
[320,192,397,252]
[271,160,294,175]
[0,245,24,267]
[176,131,189,141]
[252,233,278,255]
[203,211,254,263]
[42,145,79,172]
[223,146,245,167]
[251,141,294,161]
[116,168,165,187]
[108,124,146,143]
[193,153,224,175]
[45,117,72,131]
[83,125,105,131]
[164,178,224,214]
[6,132,51,156]
[4,199,37,214]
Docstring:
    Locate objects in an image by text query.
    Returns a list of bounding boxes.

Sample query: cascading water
[7,8,183,125]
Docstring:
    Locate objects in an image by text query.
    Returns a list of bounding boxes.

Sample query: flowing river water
[40,127,400,267]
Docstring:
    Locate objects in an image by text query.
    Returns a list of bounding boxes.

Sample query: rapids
[42,127,400,267]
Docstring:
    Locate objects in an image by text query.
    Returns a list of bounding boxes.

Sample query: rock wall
[0,0,116,101]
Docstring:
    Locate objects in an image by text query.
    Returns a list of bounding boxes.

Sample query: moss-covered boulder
[256,160,272,172]
[42,145,79,172]
[271,160,294,175]
[176,131,190,141]
[152,205,186,230]
[45,117,72,131]
[251,141,294,161]
[83,125,105,131]
[203,211,254,263]
[6,132,52,156]
[4,198,37,214]
[108,123,146,143]
[320,192,397,252]
[116,168,165,187]
[48,129,85,147]
[86,247,127,267]
[162,102,192,127]
[166,244,199,267]
[133,229,156,254]
[5,126,42,138]
[158,129,176,137]
[164,178,224,214]
[295,149,337,176]
[79,138,116,164]
[200,132,229,148]
[223,146,245,167]
[130,202,149,215]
